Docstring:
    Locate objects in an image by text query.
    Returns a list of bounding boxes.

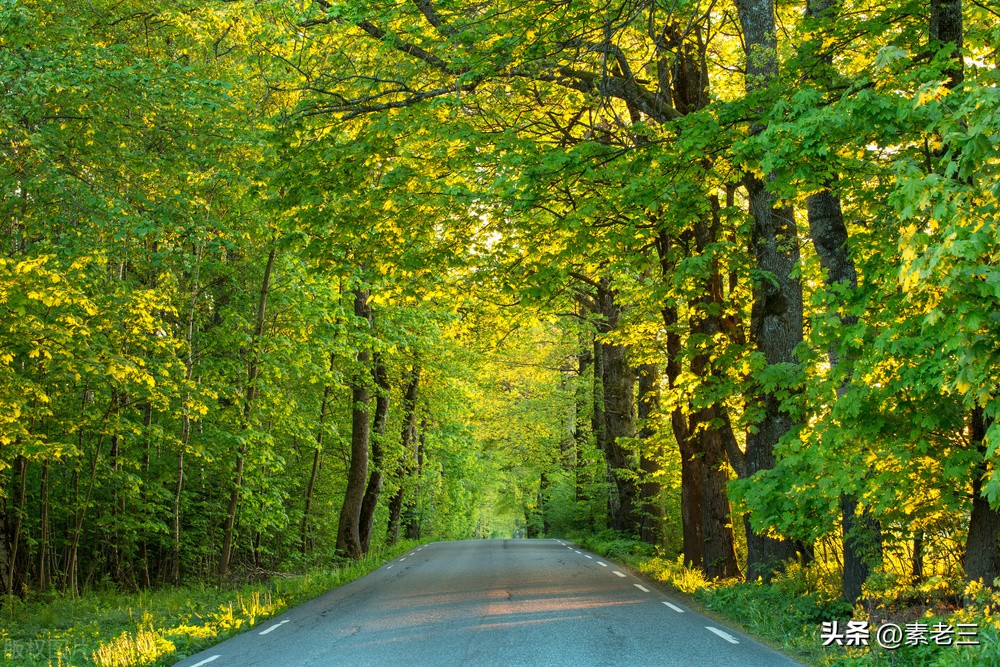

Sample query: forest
[1,0,999,664]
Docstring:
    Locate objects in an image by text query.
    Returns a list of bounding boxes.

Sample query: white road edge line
[598,562,608,567]
[612,570,627,578]
[585,555,593,559]
[400,557,406,561]
[662,601,684,613]
[574,550,582,554]
[634,584,650,592]
[387,565,393,569]
[258,619,290,636]
[706,626,740,644]
[190,656,221,667]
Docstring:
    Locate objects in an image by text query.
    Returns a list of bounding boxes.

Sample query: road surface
[175,539,801,666]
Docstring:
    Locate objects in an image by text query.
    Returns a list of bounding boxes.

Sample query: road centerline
[662,601,685,613]
[706,626,740,644]
[612,570,627,578]
[634,584,650,592]
[258,619,290,636]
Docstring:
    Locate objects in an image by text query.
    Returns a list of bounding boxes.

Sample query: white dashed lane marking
[387,565,393,569]
[585,555,593,559]
[706,626,740,644]
[399,557,406,561]
[597,562,608,567]
[634,584,650,593]
[258,619,290,636]
[190,656,220,667]
[662,601,684,613]
[612,571,627,578]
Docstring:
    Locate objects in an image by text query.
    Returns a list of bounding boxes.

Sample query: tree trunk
[594,279,639,535]
[912,530,925,583]
[964,408,1000,586]
[221,246,276,578]
[660,290,703,569]
[602,341,637,534]
[387,366,420,545]
[574,343,593,503]
[404,422,426,540]
[735,0,803,583]
[387,489,405,546]
[359,353,390,554]
[637,364,663,546]
[175,241,202,585]
[4,456,28,596]
[930,0,964,88]
[337,288,373,559]
[302,354,334,555]
[38,462,50,591]
[689,208,740,578]
[801,0,884,602]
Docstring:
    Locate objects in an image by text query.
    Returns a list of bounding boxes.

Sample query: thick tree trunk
[637,364,663,545]
[221,246,276,578]
[359,353,390,554]
[689,209,740,578]
[592,279,639,535]
[930,0,964,88]
[602,341,637,534]
[735,0,803,583]
[964,408,1000,586]
[660,292,703,568]
[337,288,373,559]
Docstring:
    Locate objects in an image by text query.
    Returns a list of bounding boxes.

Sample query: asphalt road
[175,539,802,667]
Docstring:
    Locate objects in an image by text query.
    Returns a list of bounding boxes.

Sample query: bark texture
[336,288,373,559]
[736,0,803,582]
[358,353,390,554]
[595,279,638,535]
[637,363,663,545]
[964,408,1000,587]
[387,366,420,545]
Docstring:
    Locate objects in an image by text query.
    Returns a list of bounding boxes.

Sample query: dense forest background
[2,0,999,657]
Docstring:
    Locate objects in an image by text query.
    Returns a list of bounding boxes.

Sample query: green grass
[569,530,1000,667]
[0,541,423,666]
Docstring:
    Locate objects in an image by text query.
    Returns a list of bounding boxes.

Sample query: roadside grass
[570,530,1000,667]
[0,540,421,667]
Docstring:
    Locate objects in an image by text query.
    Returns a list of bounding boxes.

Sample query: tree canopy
[2,0,999,627]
